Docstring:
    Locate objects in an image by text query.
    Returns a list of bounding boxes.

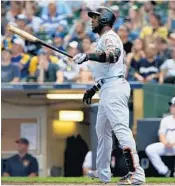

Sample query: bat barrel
[8,24,73,59]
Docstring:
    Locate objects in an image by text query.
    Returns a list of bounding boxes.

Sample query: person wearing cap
[140,12,168,40]
[146,97,175,177]
[53,32,65,51]
[11,37,31,81]
[1,49,20,83]
[3,138,39,177]
[16,14,27,30]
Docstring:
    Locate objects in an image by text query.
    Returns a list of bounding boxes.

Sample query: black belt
[95,75,124,90]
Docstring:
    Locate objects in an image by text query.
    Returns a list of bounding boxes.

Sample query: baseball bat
[7,25,73,58]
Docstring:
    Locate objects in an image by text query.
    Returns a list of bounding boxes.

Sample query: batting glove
[73,53,88,64]
[83,88,96,105]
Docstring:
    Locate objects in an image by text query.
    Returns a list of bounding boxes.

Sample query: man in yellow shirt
[140,12,168,40]
[29,44,59,77]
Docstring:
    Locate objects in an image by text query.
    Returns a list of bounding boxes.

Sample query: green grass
[1,177,175,184]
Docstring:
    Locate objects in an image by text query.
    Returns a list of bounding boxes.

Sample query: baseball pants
[95,79,145,183]
[146,142,175,175]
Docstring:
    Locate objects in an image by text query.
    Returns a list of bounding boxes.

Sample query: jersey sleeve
[158,117,167,135]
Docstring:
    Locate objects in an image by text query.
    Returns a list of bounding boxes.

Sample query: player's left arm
[73,35,121,64]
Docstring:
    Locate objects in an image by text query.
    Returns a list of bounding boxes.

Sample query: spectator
[24,2,42,33]
[155,37,172,65]
[5,1,23,22]
[11,38,31,81]
[142,1,156,26]
[167,1,175,32]
[2,26,15,51]
[133,43,161,83]
[126,38,145,80]
[140,12,168,40]
[41,2,68,35]
[110,5,124,32]
[62,41,80,82]
[3,138,39,177]
[37,50,63,83]
[53,32,65,51]
[55,22,68,38]
[117,25,133,54]
[159,48,175,84]
[40,1,72,19]
[29,40,61,77]
[1,49,20,83]
[64,20,86,47]
[168,33,175,49]
[67,7,97,43]
[128,5,143,40]
[82,151,92,176]
[15,14,27,30]
[145,97,175,177]
[24,26,41,55]
[81,35,94,54]
[77,36,94,83]
[79,7,92,33]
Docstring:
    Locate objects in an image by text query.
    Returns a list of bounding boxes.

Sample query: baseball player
[73,7,145,185]
[146,97,175,177]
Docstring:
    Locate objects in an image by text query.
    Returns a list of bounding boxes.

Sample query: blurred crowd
[1,0,175,84]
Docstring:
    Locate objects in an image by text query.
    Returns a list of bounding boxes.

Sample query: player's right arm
[73,35,121,64]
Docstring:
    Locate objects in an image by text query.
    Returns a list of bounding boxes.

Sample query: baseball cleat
[117,173,145,185]
[87,170,99,179]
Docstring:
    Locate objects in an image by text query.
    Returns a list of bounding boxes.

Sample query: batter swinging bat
[8,25,73,58]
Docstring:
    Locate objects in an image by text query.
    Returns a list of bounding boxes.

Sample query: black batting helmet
[88,6,116,27]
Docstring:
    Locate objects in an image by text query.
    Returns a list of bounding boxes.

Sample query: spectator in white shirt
[41,2,68,35]
[24,3,42,33]
[146,97,175,177]
[159,48,175,84]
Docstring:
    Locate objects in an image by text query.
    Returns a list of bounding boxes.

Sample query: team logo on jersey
[105,39,113,46]
[23,160,30,167]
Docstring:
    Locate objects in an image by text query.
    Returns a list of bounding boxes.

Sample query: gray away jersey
[87,29,125,82]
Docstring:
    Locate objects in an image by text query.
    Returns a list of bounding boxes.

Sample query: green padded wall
[143,84,175,118]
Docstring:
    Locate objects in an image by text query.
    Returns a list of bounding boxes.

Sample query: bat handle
[39,40,73,58]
